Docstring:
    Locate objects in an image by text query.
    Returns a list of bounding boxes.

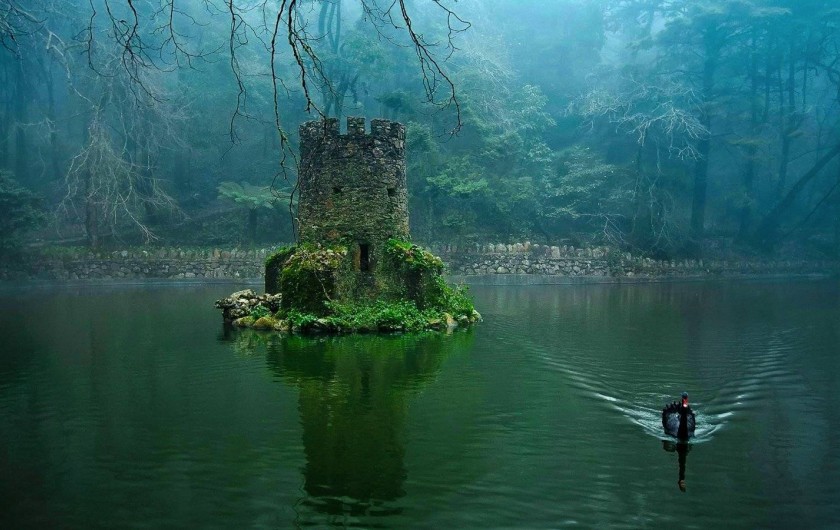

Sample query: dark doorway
[359,243,370,272]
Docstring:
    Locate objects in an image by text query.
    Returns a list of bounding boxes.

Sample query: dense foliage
[0,171,44,251]
[2,1,840,257]
[384,238,444,274]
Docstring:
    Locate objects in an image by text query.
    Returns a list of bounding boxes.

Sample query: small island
[215,117,479,334]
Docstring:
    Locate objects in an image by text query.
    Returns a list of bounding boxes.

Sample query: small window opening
[359,243,370,272]
[333,186,343,194]
[387,187,396,198]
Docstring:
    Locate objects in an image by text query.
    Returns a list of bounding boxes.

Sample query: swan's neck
[677,408,690,438]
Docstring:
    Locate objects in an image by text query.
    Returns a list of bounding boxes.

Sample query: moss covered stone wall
[297,117,409,268]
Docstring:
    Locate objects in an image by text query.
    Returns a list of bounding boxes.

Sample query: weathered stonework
[0,243,834,283]
[430,243,838,282]
[0,247,272,281]
[267,116,415,304]
[297,117,408,273]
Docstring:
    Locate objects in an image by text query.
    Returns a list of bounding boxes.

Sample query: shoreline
[449,272,835,285]
[0,272,834,290]
[1,242,836,284]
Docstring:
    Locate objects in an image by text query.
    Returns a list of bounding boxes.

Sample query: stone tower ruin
[256,115,477,327]
[297,117,409,273]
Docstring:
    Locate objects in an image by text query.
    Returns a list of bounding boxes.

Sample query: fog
[2,0,839,258]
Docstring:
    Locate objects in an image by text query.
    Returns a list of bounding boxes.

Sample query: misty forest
[3,2,840,529]
[2,0,840,257]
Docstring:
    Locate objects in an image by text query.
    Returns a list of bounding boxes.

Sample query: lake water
[1,280,839,528]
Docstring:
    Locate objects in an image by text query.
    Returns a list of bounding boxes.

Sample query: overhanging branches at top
[35,0,469,142]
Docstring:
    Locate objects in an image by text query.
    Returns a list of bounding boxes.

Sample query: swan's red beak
[681,397,689,407]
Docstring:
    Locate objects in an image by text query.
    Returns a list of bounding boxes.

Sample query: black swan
[662,392,695,440]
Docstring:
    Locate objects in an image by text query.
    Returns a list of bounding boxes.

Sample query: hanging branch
[82,0,216,105]
[395,0,465,134]
[260,0,467,241]
[0,1,44,53]
[352,0,467,134]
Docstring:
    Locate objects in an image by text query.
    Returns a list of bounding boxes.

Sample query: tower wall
[297,117,409,251]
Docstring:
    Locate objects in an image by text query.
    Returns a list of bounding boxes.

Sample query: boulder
[444,313,457,330]
[253,316,277,330]
[233,316,255,327]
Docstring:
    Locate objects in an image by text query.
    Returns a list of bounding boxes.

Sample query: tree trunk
[85,175,99,248]
[82,113,98,248]
[0,62,8,169]
[776,43,796,199]
[689,26,718,248]
[752,142,840,249]
[738,33,760,240]
[426,194,435,243]
[248,208,258,242]
[46,62,61,181]
[690,136,710,242]
[14,59,28,182]
[834,165,840,257]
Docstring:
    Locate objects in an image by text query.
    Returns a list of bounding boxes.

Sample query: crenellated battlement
[299,116,406,144]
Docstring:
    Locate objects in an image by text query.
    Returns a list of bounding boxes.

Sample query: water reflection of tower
[264,332,473,524]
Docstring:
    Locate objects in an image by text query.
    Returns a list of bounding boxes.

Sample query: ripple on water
[523,312,826,446]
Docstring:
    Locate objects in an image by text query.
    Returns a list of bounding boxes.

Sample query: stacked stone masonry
[0,243,835,281]
[430,242,837,279]
[0,248,269,281]
[298,117,409,270]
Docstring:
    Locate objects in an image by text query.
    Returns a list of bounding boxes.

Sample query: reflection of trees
[219,329,474,523]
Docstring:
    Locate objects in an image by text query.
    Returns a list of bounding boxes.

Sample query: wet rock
[215,290,281,322]
[444,313,457,330]
[233,316,255,327]
[253,316,277,330]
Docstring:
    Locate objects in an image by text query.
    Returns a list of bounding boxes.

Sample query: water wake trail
[531,327,808,443]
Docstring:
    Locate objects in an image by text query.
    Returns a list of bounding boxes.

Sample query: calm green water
[1,280,839,528]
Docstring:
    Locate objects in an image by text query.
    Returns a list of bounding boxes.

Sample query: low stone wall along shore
[0,242,836,282]
[0,247,271,281]
[428,242,838,280]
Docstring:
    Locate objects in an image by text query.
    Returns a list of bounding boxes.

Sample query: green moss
[427,276,475,316]
[233,316,256,327]
[250,305,271,319]
[384,238,444,273]
[279,244,348,314]
[382,238,471,312]
[281,300,451,333]
[258,238,477,335]
[284,309,321,330]
[265,245,296,269]
[265,245,297,294]
[253,316,279,330]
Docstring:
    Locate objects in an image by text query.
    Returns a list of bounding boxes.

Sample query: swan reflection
[662,440,691,492]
